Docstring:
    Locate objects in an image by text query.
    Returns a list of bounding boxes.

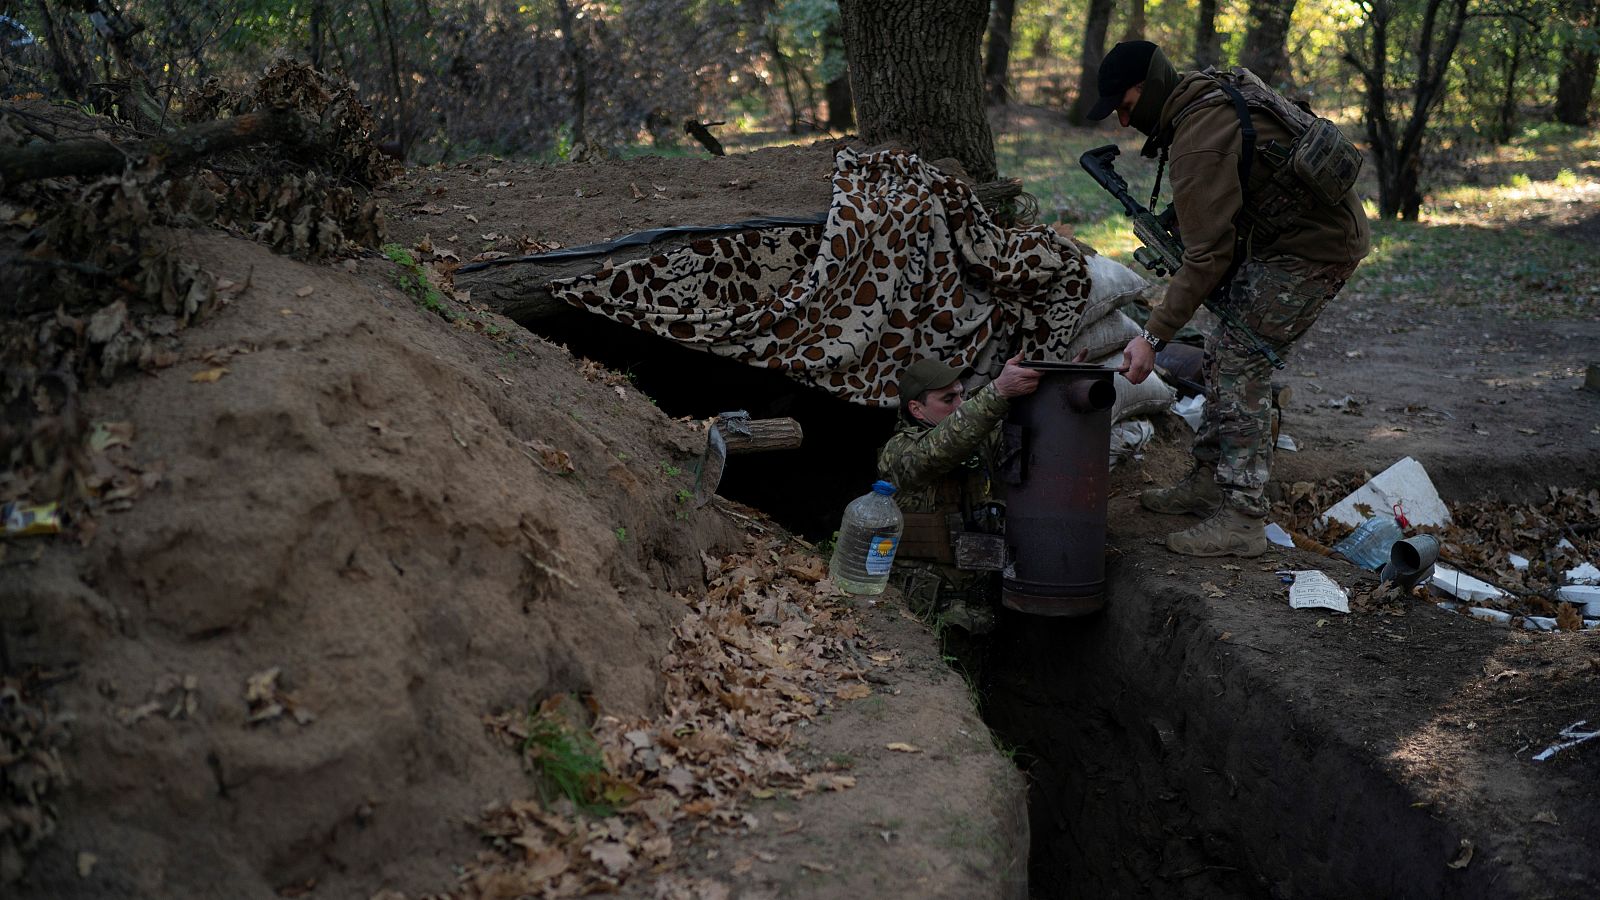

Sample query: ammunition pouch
[1187,68,1363,244]
[899,506,1007,573]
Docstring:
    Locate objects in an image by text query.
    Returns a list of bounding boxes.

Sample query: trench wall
[981,562,1498,900]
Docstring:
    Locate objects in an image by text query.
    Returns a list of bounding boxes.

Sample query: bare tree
[1195,0,1223,69]
[555,0,590,146]
[823,21,854,130]
[1242,0,1298,85]
[1555,0,1599,124]
[1122,0,1148,42]
[837,0,997,182]
[1344,0,1472,219]
[984,0,1020,104]
[1069,0,1116,124]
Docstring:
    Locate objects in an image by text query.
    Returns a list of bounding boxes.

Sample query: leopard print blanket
[548,147,1091,406]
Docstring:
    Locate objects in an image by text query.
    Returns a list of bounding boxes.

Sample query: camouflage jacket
[876,382,1009,515]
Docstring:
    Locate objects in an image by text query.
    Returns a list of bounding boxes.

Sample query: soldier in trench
[1087,40,1371,557]
[877,354,1042,634]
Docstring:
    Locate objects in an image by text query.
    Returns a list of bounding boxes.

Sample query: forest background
[1,0,1596,297]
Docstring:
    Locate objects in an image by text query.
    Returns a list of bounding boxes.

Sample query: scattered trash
[2,501,61,537]
[1108,419,1155,468]
[1508,553,1530,571]
[1446,838,1474,869]
[1322,456,1451,528]
[1379,535,1440,593]
[1284,570,1350,614]
[1275,432,1299,452]
[1332,515,1403,570]
[1555,584,1600,616]
[1171,394,1205,431]
[1429,564,1509,604]
[1263,522,1297,549]
[1565,562,1600,585]
[1531,720,1600,763]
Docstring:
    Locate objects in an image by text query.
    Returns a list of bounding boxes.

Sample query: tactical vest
[1172,67,1363,244]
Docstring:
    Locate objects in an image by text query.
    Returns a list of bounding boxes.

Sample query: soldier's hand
[1119,337,1155,385]
[994,352,1042,399]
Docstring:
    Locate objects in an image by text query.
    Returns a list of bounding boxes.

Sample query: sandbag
[1081,253,1150,325]
[1065,309,1141,362]
[1093,350,1177,423]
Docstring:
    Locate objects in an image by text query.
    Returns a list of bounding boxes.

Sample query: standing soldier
[878,354,1040,633]
[1087,40,1371,557]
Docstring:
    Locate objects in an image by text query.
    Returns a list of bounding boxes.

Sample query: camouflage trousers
[1191,255,1359,516]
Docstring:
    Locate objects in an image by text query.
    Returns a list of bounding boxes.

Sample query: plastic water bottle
[829,481,904,596]
[1333,515,1404,571]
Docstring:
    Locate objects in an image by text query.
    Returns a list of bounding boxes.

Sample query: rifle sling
[1214,80,1256,298]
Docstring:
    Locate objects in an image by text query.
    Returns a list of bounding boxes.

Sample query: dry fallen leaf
[77,852,97,878]
[835,683,871,701]
[189,367,228,383]
[1531,810,1561,826]
[586,840,634,876]
[801,861,836,873]
[1200,581,1227,599]
[885,742,921,753]
[294,285,314,297]
[1446,838,1474,869]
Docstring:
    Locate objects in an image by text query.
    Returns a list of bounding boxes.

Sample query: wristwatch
[1139,328,1166,352]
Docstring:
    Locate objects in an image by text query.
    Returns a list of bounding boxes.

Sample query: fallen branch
[0,108,319,188]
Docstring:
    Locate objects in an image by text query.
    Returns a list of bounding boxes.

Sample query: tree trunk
[1241,0,1297,86]
[33,0,94,100]
[1194,0,1222,70]
[823,22,854,130]
[1347,0,1470,220]
[554,0,589,146]
[1069,0,1116,125]
[1122,0,1147,42]
[837,0,997,182]
[984,0,1019,105]
[1493,28,1527,144]
[1555,0,1599,125]
[309,0,328,71]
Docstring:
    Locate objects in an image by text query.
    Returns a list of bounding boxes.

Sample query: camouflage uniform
[877,382,1009,629]
[1194,256,1358,516]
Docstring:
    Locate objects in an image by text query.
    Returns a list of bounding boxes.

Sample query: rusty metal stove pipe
[1001,362,1116,617]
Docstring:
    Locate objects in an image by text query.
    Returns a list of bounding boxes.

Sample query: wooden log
[719,417,803,454]
[459,176,1026,328]
[0,108,319,188]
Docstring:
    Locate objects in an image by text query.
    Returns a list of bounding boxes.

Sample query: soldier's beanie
[1088,40,1159,121]
[898,359,964,407]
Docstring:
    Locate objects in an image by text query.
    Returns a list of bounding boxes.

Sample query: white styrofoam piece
[1467,606,1512,623]
[1508,553,1529,571]
[1565,562,1600,585]
[1276,433,1299,452]
[1263,522,1297,549]
[1428,564,1508,604]
[1322,456,1452,528]
[1523,616,1558,631]
[1556,584,1600,616]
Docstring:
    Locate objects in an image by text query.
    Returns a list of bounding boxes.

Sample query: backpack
[1176,67,1363,243]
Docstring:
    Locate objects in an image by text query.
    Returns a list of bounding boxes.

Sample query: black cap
[1087,41,1158,121]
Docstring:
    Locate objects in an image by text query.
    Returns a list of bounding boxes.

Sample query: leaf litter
[461,532,890,897]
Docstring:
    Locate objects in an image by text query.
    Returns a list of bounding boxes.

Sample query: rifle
[1078,144,1284,370]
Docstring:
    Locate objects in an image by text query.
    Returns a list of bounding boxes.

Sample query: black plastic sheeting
[454,215,828,274]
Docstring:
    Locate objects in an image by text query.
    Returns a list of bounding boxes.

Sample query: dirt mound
[2,229,742,896]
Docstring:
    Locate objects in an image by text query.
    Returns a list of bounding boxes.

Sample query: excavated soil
[5,121,1597,900]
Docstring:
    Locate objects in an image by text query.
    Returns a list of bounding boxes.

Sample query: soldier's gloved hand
[1119,336,1155,385]
[994,352,1043,398]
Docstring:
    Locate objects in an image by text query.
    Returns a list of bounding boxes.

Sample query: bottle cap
[871,480,896,496]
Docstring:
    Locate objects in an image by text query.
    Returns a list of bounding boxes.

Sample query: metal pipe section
[1002,362,1116,616]
[1380,534,1440,593]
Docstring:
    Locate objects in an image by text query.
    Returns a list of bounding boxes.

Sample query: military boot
[1140,464,1223,516]
[1166,506,1269,558]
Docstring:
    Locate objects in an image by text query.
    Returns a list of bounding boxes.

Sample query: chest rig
[1171,67,1363,244]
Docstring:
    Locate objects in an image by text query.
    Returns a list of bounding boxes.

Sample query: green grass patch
[380,243,452,319]
[519,705,614,814]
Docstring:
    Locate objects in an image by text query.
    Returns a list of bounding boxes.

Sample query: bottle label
[864,532,899,575]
